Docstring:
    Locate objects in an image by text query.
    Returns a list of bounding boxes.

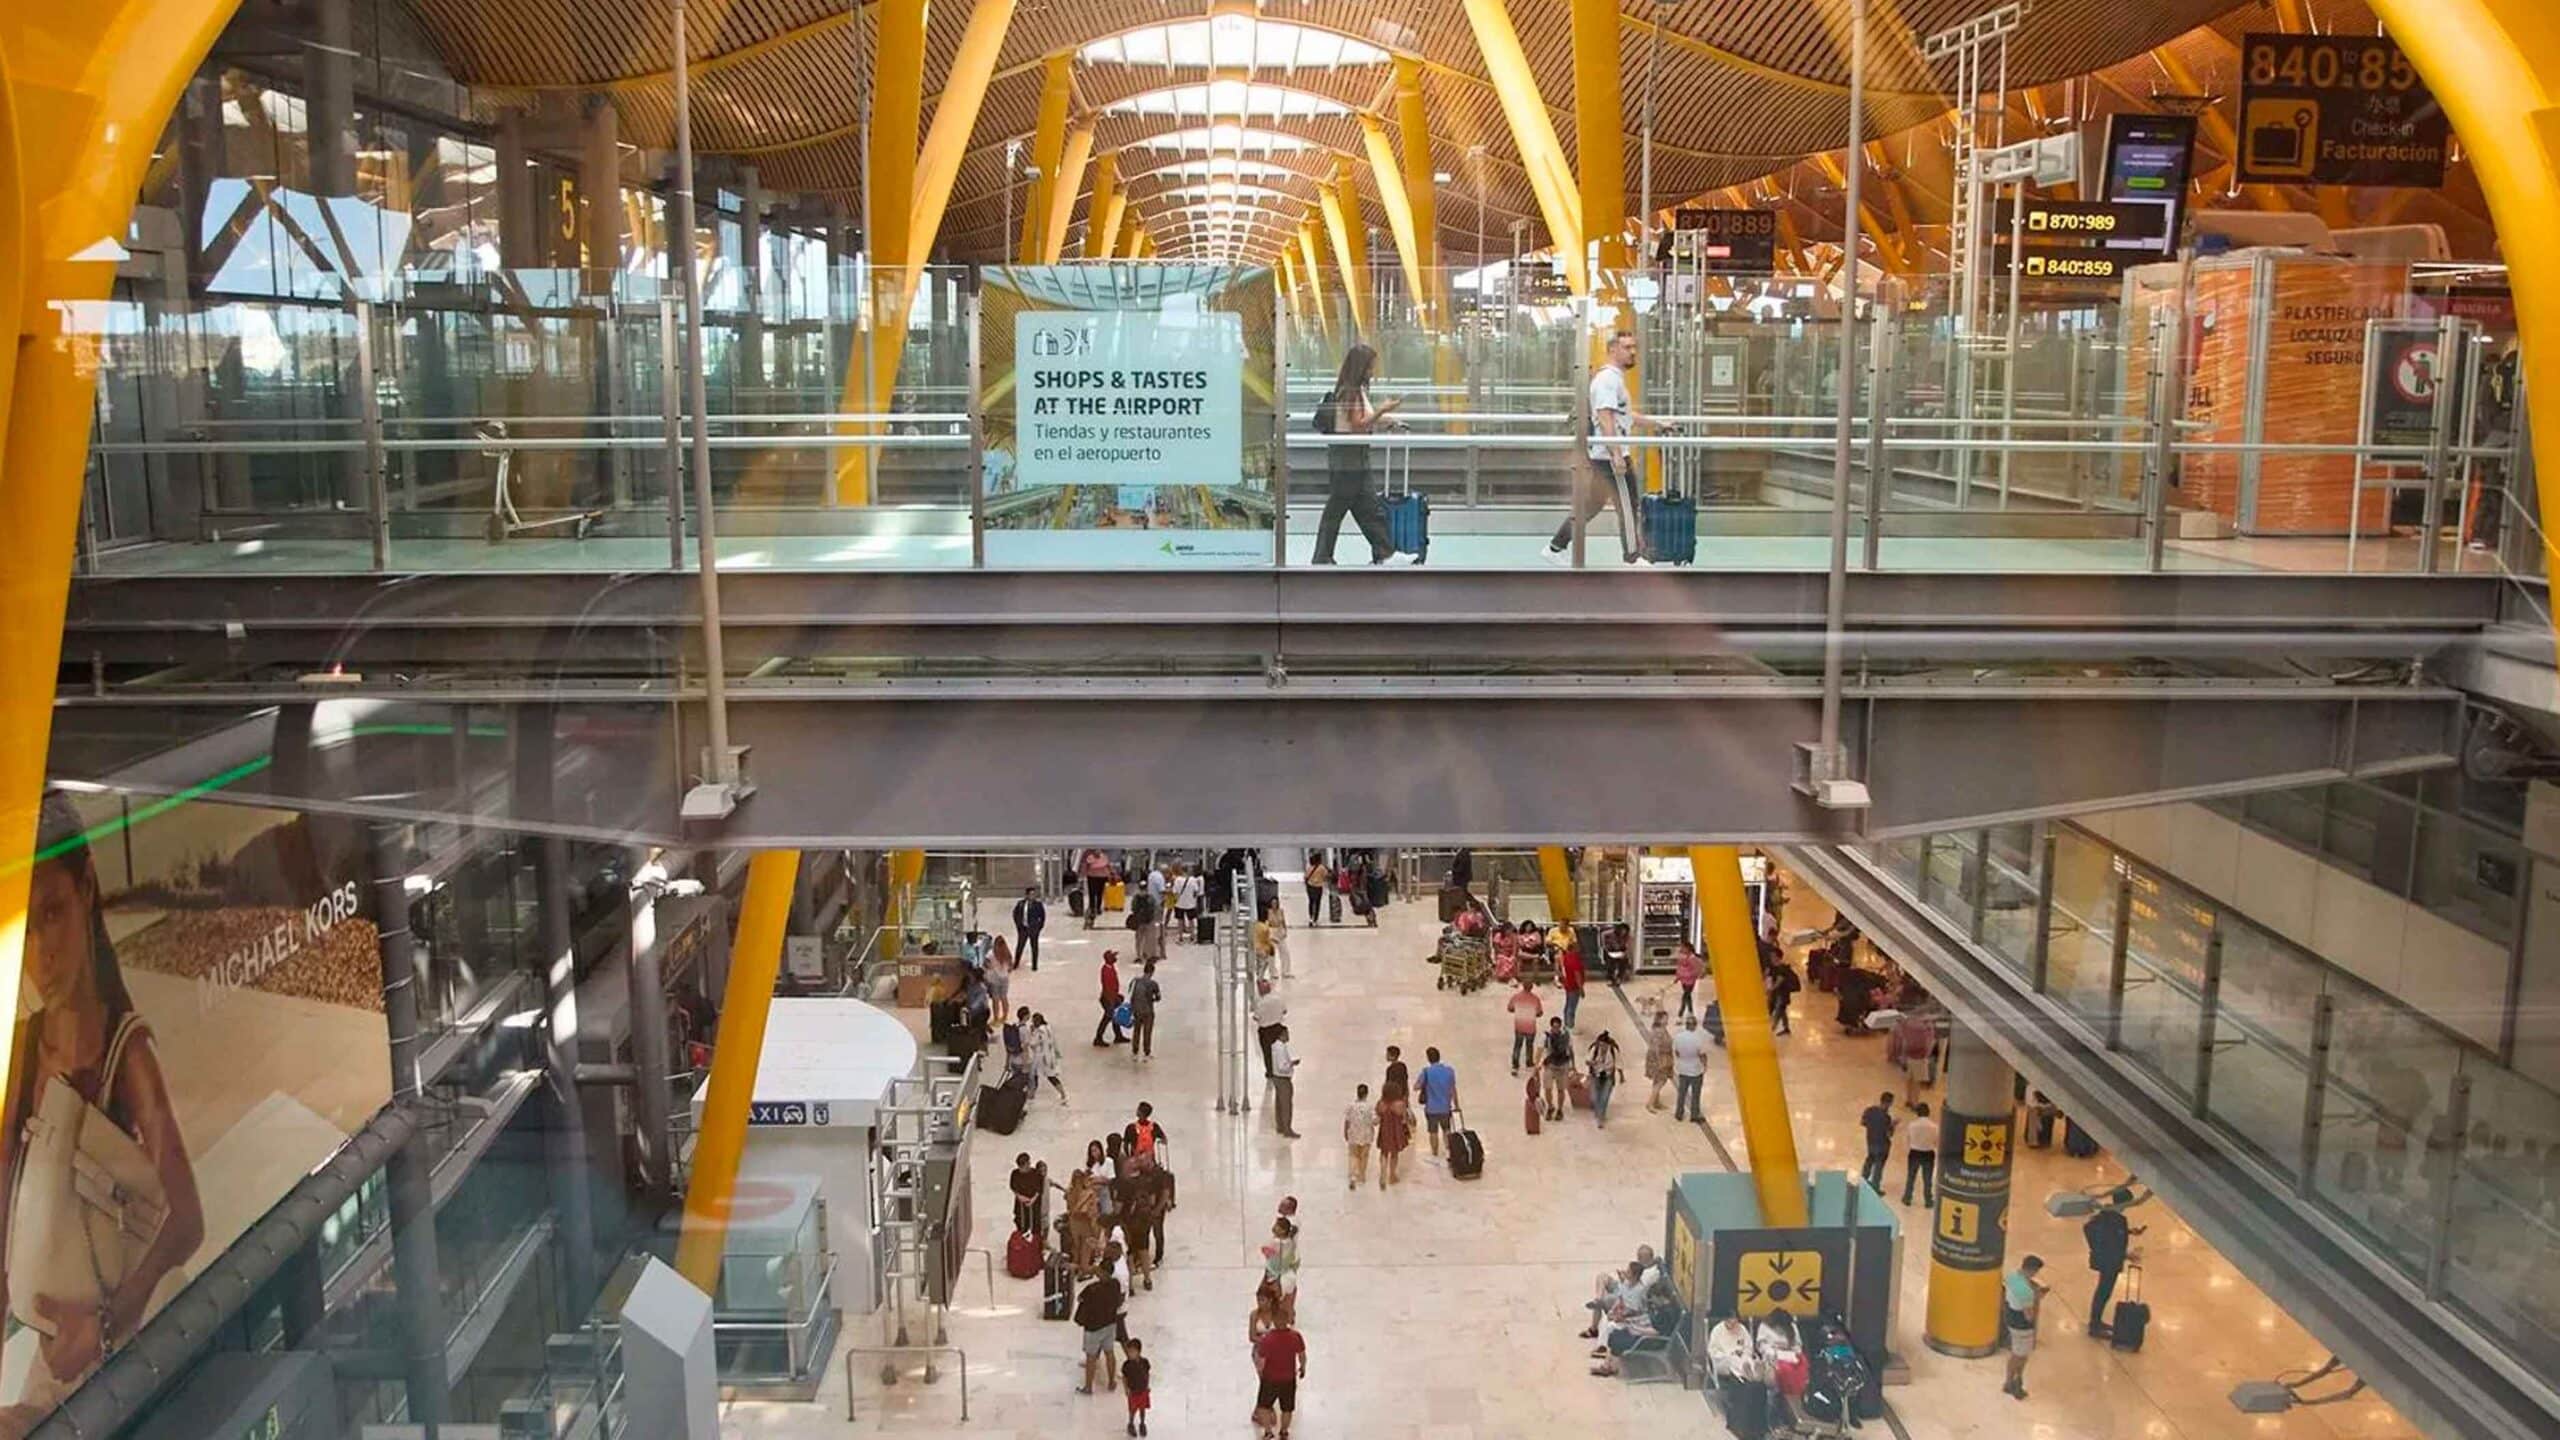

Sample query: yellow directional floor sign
[1735,1248,1826,1318]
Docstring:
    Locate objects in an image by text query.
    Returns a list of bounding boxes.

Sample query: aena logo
[1029,326,1096,358]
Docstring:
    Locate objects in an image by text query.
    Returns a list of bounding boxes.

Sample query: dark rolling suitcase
[1447,1110,1485,1180]
[979,1077,1028,1135]
[1042,1249,1076,1320]
[1367,870,1391,909]
[2109,1264,2150,1351]
[2063,1117,2101,1158]
[1642,491,1698,565]
[1383,446,1428,560]
[1195,912,1216,945]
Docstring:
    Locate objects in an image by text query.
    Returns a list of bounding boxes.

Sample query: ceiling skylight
[1107,82,1350,121]
[1080,18,1389,71]
[1127,125,1316,155]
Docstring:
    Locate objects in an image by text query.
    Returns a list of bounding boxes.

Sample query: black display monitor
[2098,113,2199,256]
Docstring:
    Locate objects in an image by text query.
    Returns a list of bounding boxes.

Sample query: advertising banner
[2237,33,2448,188]
[2,792,389,1427]
[1014,310,1245,490]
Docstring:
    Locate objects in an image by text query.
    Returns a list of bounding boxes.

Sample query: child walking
[1121,1336,1152,1435]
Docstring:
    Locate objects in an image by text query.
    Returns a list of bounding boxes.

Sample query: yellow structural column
[1536,846,1579,925]
[1687,846,1809,1228]
[868,0,925,284]
[1018,53,1073,262]
[1297,220,1335,345]
[1277,247,1302,324]
[0,0,246,1129]
[840,0,1016,504]
[1391,57,1443,322]
[1570,0,1628,278]
[675,848,802,1291]
[1356,114,1428,325]
[1319,162,1371,338]
[2367,0,2560,616]
[1459,0,1585,294]
[1086,152,1123,259]
[1040,121,1093,263]
[1117,207,1144,262]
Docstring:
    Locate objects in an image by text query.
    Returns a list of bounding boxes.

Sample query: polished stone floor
[725,874,2426,1439]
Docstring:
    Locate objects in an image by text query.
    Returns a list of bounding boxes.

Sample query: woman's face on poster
[24,861,95,1012]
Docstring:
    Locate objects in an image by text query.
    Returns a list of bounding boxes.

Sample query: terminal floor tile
[723,880,2422,1440]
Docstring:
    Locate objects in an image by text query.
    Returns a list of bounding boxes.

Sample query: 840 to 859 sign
[2236,32,2448,188]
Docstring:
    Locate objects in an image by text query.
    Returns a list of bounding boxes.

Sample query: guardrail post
[1964,829,1990,944]
[967,284,986,569]
[1273,290,1290,566]
[2193,923,2223,1117]
[2144,249,2193,572]
[353,298,390,571]
[2298,992,2333,1196]
[2105,864,2133,1050]
[2423,1068,2471,1298]
[662,296,685,570]
[2420,313,2462,574]
[2028,822,2056,993]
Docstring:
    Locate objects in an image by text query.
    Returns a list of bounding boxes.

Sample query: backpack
[1313,388,1341,434]
[1131,1118,1161,1160]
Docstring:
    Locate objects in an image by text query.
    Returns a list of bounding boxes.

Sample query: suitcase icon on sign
[2244,99,2319,177]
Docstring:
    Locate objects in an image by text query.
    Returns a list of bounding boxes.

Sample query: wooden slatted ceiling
[408,0,2253,262]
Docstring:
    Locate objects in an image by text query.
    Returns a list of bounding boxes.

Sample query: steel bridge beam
[46,687,2461,852]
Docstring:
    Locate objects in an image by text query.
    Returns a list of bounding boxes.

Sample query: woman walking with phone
[1310,343,1403,565]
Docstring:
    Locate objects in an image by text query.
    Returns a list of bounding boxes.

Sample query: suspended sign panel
[1015,310,1245,489]
[1664,208,1779,273]
[2236,32,2448,188]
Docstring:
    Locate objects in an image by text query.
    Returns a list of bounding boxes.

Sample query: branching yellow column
[1086,152,1123,259]
[1277,248,1302,324]
[2367,0,2560,618]
[0,0,245,1128]
[1391,57,1444,324]
[1356,115,1427,326]
[1018,52,1073,262]
[869,0,926,278]
[1040,121,1094,263]
[1688,845,1808,1227]
[1297,221,1335,346]
[1571,0,1628,278]
[1319,162,1371,337]
[838,0,1016,504]
[1460,0,1585,294]
[1117,207,1144,262]
[1536,846,1578,925]
[675,849,801,1291]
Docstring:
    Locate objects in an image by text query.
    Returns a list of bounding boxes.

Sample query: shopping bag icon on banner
[2244,100,2319,177]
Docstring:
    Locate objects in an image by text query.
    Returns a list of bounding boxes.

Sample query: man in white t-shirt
[1547,330,1669,565]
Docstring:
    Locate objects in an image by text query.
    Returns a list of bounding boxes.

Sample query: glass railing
[1855,815,2560,1381]
[76,258,2541,581]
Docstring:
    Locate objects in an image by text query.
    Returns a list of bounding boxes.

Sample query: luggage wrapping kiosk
[1635,852,1769,972]
[1665,1171,1903,1398]
[687,998,919,1392]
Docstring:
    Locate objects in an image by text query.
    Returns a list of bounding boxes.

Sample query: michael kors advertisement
[2,791,390,1435]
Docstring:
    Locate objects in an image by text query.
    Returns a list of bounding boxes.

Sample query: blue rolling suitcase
[1642,491,1697,565]
[1383,446,1429,561]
